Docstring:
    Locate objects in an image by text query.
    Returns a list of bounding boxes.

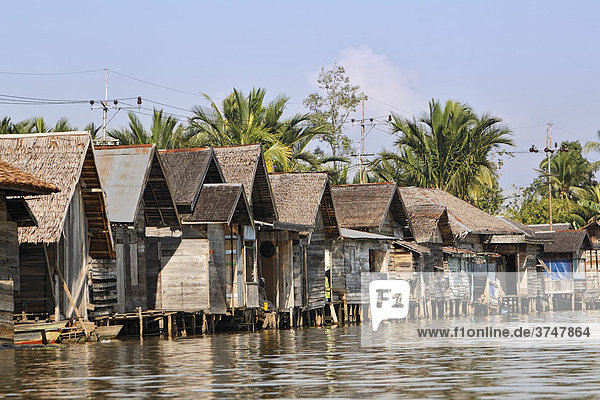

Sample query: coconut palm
[188,88,332,172]
[109,109,182,149]
[374,99,513,201]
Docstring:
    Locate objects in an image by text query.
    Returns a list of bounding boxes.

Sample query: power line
[0,68,104,76]
[108,69,220,99]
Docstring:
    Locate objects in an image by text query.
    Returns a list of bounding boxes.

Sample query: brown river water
[2,311,600,399]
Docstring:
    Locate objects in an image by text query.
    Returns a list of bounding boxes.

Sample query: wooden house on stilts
[329,183,416,307]
[0,132,114,321]
[93,144,180,317]
[0,160,57,344]
[155,148,254,326]
[268,172,339,326]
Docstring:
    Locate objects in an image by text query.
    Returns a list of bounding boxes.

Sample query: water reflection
[2,312,600,398]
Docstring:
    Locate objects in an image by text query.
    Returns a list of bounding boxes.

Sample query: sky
[2,1,600,195]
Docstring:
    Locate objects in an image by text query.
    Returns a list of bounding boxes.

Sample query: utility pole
[90,67,142,145]
[360,92,365,184]
[546,122,553,230]
[103,67,108,142]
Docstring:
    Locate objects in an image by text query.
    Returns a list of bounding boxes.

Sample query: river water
[2,311,600,399]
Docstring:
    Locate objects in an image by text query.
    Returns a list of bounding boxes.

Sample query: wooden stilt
[167,314,173,339]
[138,307,143,340]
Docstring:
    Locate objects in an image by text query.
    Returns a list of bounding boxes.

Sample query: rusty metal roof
[95,144,179,227]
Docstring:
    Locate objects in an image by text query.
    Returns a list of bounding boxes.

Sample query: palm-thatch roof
[269,172,338,235]
[330,183,412,237]
[399,187,520,238]
[159,148,223,214]
[535,230,592,253]
[528,223,572,232]
[0,160,58,196]
[0,132,113,258]
[95,144,179,227]
[213,144,277,222]
[182,183,252,226]
[406,204,454,245]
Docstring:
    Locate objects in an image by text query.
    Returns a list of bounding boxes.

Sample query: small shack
[329,182,414,304]
[269,172,339,321]
[0,160,57,344]
[0,132,114,321]
[213,144,278,311]
[93,144,180,317]
[157,148,254,314]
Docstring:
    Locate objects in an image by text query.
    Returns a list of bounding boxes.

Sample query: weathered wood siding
[207,224,227,314]
[14,244,53,316]
[57,186,89,319]
[89,258,117,318]
[0,219,19,290]
[0,280,13,345]
[306,231,326,310]
[292,237,305,308]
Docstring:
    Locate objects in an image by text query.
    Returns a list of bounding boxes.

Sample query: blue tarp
[544,259,572,281]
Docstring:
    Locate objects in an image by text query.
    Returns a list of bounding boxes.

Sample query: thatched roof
[331,183,411,236]
[496,216,537,237]
[535,230,592,253]
[269,172,338,235]
[0,132,113,258]
[528,223,572,232]
[407,204,454,245]
[159,148,223,213]
[213,144,277,222]
[393,240,431,255]
[0,160,58,196]
[182,183,252,226]
[399,187,520,238]
[95,145,179,227]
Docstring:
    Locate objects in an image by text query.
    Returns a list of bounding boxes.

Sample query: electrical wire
[0,68,104,76]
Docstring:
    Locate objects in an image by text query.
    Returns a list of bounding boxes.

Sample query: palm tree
[188,88,338,172]
[108,109,183,149]
[374,99,513,201]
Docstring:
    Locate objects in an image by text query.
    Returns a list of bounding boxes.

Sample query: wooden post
[181,314,187,337]
[192,313,197,335]
[329,303,339,325]
[167,314,173,339]
[137,307,143,340]
[202,313,208,334]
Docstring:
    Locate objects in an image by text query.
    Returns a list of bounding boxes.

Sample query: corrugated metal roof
[94,145,154,224]
[340,227,396,240]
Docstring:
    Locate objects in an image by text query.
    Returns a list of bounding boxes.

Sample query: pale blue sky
[2,1,600,193]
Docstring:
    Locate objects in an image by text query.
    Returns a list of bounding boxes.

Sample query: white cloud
[338,45,423,118]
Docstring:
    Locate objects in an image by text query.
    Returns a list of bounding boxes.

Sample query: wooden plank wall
[59,186,88,319]
[14,244,52,316]
[151,225,212,312]
[207,224,227,314]
[292,236,304,308]
[0,219,19,290]
[330,241,345,301]
[0,280,13,345]
[306,230,326,310]
[89,258,117,318]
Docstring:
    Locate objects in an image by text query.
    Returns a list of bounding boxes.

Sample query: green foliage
[303,64,361,158]
[188,87,342,172]
[475,176,504,214]
[109,109,183,149]
[372,99,513,202]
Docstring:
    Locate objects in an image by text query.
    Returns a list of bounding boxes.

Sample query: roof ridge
[159,147,210,153]
[0,131,90,139]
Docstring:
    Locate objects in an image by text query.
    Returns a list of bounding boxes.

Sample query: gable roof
[159,148,223,213]
[535,230,592,253]
[213,144,277,222]
[269,172,338,235]
[182,183,252,226]
[0,132,113,258]
[407,204,454,245]
[528,223,572,233]
[0,160,58,196]
[399,187,520,238]
[95,144,179,227]
[331,183,411,235]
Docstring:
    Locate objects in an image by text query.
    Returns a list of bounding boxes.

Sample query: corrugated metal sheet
[94,145,154,224]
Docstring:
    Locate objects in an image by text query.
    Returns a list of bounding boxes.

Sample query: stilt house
[329,182,415,304]
[213,145,278,310]
[93,144,179,316]
[268,172,338,311]
[0,132,114,320]
[0,160,57,344]
[156,148,254,314]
